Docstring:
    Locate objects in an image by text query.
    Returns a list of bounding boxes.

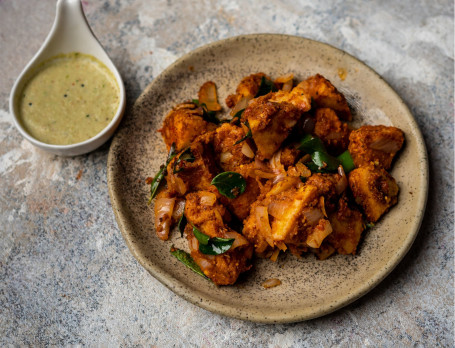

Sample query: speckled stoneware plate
[107,34,428,323]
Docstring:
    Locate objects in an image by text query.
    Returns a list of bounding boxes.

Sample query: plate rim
[107,33,429,323]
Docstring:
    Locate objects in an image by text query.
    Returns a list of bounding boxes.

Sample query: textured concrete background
[1,0,453,346]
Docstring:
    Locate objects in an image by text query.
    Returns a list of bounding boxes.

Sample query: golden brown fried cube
[213,123,254,171]
[313,108,350,155]
[225,72,270,108]
[268,86,312,113]
[348,125,404,170]
[349,165,399,222]
[327,197,365,255]
[184,191,253,285]
[166,133,218,196]
[158,102,216,152]
[297,74,352,120]
[244,94,302,159]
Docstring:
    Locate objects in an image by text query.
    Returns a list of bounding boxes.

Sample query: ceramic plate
[107,34,428,323]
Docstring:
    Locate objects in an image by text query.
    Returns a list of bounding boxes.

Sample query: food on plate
[148,72,404,285]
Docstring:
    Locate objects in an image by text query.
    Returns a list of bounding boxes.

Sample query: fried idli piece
[158,102,217,152]
[243,176,337,254]
[244,94,302,160]
[348,125,404,170]
[313,108,350,155]
[297,74,352,121]
[225,72,270,108]
[280,146,302,168]
[327,196,365,255]
[268,84,312,113]
[221,176,261,221]
[166,133,218,196]
[184,191,253,285]
[213,123,254,171]
[349,165,399,222]
[305,172,348,213]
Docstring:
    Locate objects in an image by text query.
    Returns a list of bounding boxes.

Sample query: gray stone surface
[0,0,453,346]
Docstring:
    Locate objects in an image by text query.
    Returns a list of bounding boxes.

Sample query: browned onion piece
[306,219,333,248]
[172,198,186,221]
[200,191,217,206]
[268,201,291,219]
[220,151,233,163]
[262,278,282,288]
[369,137,401,153]
[154,197,176,240]
[270,150,284,174]
[269,249,280,262]
[255,206,274,247]
[198,81,221,111]
[302,207,324,226]
[274,73,294,83]
[254,170,277,179]
[230,95,252,116]
[241,142,255,158]
[282,80,293,92]
[224,231,249,249]
[336,165,348,194]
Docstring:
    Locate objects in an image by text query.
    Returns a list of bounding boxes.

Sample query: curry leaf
[337,150,355,173]
[192,224,235,256]
[149,143,177,202]
[177,205,187,238]
[199,238,235,255]
[231,108,245,124]
[312,151,341,171]
[234,121,252,145]
[255,76,278,97]
[200,103,220,124]
[173,147,195,173]
[192,224,210,245]
[297,134,326,153]
[170,246,208,279]
[211,171,247,199]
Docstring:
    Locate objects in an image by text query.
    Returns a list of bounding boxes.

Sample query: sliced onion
[269,249,280,262]
[171,198,186,221]
[241,142,255,158]
[189,235,199,251]
[369,137,401,153]
[230,95,252,116]
[274,73,294,83]
[200,192,217,206]
[198,81,221,111]
[254,170,277,179]
[225,231,249,250]
[268,201,291,219]
[302,207,324,226]
[154,197,176,240]
[270,150,284,174]
[336,166,348,194]
[272,173,286,184]
[267,177,300,196]
[320,196,328,218]
[282,80,293,92]
[306,219,333,248]
[262,278,282,288]
[220,151,233,163]
[198,258,212,271]
[255,206,274,247]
